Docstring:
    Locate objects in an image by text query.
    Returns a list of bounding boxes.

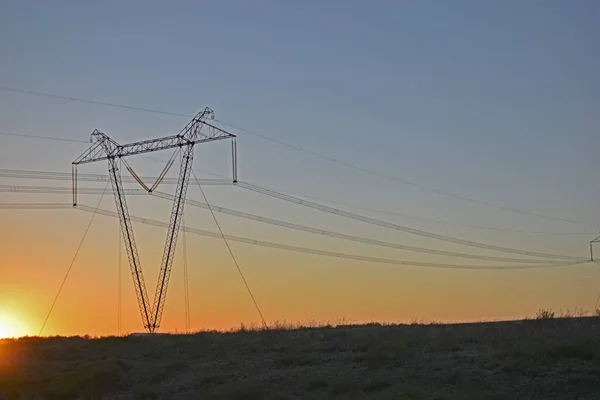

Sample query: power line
[0,168,230,185]
[234,181,586,261]
[38,182,109,336]
[1,191,592,264]
[73,203,590,271]
[0,185,148,195]
[0,85,587,225]
[242,183,597,236]
[0,203,72,209]
[216,120,588,225]
[0,131,88,143]
[0,190,581,265]
[2,168,595,235]
[0,86,191,118]
[0,192,585,265]
[0,183,226,195]
[0,111,594,233]
[149,191,567,264]
[191,170,268,329]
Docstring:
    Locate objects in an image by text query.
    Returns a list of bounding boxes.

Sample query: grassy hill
[1,316,600,399]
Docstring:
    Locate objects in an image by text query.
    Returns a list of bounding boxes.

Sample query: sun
[0,313,28,339]
[0,321,12,339]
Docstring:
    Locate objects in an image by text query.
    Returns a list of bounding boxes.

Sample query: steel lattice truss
[72,107,236,333]
[591,234,600,262]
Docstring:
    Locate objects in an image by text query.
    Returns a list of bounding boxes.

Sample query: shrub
[535,309,555,320]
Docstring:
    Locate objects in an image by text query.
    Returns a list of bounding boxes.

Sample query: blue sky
[2,1,598,217]
[1,1,600,333]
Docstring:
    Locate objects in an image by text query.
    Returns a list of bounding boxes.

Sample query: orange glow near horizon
[1,0,599,340]
[0,311,30,339]
[2,192,599,338]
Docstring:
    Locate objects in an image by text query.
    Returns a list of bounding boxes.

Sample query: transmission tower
[72,107,237,333]
[591,234,600,262]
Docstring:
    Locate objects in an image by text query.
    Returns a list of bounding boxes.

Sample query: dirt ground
[1,317,600,399]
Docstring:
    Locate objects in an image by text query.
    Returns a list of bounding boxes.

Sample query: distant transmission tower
[72,107,237,333]
[591,234,600,262]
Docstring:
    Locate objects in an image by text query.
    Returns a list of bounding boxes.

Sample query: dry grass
[1,314,600,399]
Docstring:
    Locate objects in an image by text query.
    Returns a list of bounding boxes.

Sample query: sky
[1,0,600,337]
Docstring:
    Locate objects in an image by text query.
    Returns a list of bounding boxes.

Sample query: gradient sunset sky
[1,1,600,337]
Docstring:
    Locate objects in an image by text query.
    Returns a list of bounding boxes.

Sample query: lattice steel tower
[72,108,237,333]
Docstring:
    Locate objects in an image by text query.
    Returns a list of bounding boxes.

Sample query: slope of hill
[1,317,600,399]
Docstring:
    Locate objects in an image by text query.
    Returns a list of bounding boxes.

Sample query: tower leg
[151,144,195,331]
[106,157,153,332]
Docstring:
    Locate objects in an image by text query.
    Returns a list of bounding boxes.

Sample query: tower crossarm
[72,108,235,165]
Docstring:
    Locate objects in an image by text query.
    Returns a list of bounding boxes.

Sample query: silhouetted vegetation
[1,311,600,399]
